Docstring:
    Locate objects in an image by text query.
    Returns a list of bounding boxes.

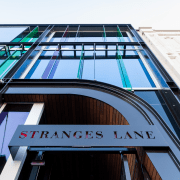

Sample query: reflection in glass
[0,104,32,160]
[95,59,123,88]
[0,27,27,42]
[124,59,156,88]
[53,60,79,79]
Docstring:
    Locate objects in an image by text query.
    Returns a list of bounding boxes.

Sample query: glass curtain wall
[0,25,167,90]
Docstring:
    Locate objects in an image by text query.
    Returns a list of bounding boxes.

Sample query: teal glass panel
[116,46,131,89]
[0,27,39,78]
[77,46,84,79]
[0,50,26,78]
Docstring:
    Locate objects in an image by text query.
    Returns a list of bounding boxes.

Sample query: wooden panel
[4,94,129,125]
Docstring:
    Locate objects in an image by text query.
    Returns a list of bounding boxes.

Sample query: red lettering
[19,131,28,139]
[30,131,39,138]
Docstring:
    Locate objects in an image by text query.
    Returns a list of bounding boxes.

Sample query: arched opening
[11,94,162,180]
[5,80,170,180]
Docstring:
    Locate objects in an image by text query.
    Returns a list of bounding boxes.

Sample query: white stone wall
[138,27,180,88]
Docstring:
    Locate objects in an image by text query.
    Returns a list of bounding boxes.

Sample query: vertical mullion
[116,45,132,90]
[75,25,80,42]
[103,25,106,42]
[77,45,84,79]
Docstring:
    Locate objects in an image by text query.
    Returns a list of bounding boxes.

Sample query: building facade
[0,24,180,180]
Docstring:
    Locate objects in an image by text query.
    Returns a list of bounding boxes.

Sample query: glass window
[0,27,28,42]
[107,45,116,56]
[53,60,79,79]
[41,50,54,57]
[96,46,105,56]
[50,38,61,42]
[77,37,104,42]
[67,37,76,42]
[0,49,26,79]
[135,91,178,137]
[82,60,94,80]
[84,45,93,57]
[26,59,50,79]
[95,59,123,87]
[106,37,119,42]
[123,58,156,88]
[147,152,180,180]
[62,46,74,57]
[0,104,32,160]
[140,50,168,88]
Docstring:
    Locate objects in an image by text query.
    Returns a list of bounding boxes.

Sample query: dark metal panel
[159,90,180,129]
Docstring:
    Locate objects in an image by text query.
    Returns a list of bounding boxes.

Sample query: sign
[9,125,168,159]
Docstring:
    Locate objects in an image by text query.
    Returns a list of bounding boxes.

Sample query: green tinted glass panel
[77,46,84,79]
[0,27,38,78]
[116,46,132,90]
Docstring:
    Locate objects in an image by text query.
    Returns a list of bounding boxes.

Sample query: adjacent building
[0,24,180,180]
[138,27,180,89]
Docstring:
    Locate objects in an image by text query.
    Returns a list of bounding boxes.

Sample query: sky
[0,0,180,30]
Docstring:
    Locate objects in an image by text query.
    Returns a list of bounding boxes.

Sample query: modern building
[0,24,180,180]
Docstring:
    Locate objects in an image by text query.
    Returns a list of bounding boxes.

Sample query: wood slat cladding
[4,94,129,125]
[125,147,162,180]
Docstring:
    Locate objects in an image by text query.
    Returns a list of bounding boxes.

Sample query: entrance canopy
[9,125,168,159]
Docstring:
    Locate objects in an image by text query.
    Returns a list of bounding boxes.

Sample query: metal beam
[28,147,137,154]
[0,42,140,46]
